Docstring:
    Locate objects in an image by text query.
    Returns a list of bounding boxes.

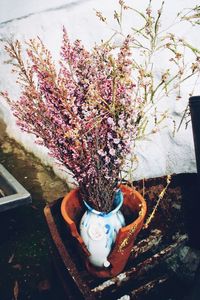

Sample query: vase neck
[83,189,123,216]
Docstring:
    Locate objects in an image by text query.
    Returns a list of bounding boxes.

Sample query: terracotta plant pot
[61,184,147,278]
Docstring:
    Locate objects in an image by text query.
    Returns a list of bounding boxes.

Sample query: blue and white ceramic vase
[79,189,125,268]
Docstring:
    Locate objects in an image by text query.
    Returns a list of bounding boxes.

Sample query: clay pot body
[61,184,147,278]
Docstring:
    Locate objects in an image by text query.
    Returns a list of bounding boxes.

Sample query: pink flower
[98,149,106,156]
[118,119,125,127]
[109,148,115,156]
[105,156,110,164]
[107,117,115,125]
[113,138,120,144]
[107,133,113,140]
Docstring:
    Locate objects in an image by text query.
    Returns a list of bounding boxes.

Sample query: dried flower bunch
[1,29,145,212]
[97,0,200,132]
[1,0,200,214]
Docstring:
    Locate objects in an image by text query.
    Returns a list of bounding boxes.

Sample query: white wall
[0,0,199,184]
[0,0,84,23]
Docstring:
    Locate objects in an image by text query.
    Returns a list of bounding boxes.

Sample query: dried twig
[0,188,6,197]
[144,175,171,229]
[13,281,19,300]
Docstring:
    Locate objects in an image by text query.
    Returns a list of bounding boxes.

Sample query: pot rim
[61,185,147,234]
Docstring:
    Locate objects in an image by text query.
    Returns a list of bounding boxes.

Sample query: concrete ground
[0,119,69,300]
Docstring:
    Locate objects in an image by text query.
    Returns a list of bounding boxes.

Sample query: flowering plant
[96,0,200,131]
[1,1,200,214]
[1,29,145,212]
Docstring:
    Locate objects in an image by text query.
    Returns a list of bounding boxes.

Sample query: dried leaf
[31,205,38,210]
[12,264,22,271]
[8,253,14,264]
[13,281,19,300]
[37,279,50,291]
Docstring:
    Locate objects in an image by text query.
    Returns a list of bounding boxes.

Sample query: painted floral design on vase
[80,189,125,268]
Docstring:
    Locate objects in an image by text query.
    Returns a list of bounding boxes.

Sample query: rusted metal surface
[91,233,188,296]
[44,174,199,300]
[117,275,169,300]
[130,229,163,259]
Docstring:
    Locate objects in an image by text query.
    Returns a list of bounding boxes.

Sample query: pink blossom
[105,156,111,164]
[113,138,120,144]
[107,133,113,140]
[2,28,141,213]
[98,149,106,156]
[107,117,115,125]
[109,148,115,156]
[118,119,125,127]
